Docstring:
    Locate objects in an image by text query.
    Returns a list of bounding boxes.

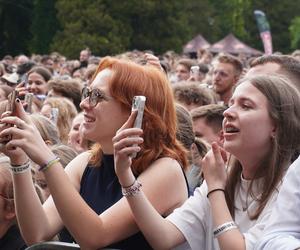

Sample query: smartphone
[24,93,34,113]
[190,65,200,77]
[7,90,18,114]
[5,90,19,141]
[131,96,146,158]
[50,108,59,125]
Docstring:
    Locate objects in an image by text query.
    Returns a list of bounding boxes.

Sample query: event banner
[254,10,273,55]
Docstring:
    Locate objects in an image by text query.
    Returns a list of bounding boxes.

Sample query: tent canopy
[210,33,262,56]
[183,34,211,54]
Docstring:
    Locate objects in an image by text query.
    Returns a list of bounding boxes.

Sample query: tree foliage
[1,0,300,57]
[289,16,300,49]
[29,0,60,54]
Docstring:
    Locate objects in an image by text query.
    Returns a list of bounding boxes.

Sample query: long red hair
[89,57,188,175]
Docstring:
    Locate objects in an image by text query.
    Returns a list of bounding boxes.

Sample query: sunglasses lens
[82,87,89,100]
[90,90,98,106]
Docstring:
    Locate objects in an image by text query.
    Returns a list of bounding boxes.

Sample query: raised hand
[113,111,143,186]
[202,142,228,191]
[0,98,55,166]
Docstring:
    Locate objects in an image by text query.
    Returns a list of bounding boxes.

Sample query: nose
[223,105,236,120]
[79,96,91,110]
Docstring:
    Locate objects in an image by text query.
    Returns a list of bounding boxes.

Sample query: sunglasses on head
[81,86,112,107]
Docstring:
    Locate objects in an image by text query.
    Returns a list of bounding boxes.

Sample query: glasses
[0,193,13,201]
[81,86,113,107]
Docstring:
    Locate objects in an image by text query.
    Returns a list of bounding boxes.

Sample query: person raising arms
[0,57,189,249]
[114,74,300,250]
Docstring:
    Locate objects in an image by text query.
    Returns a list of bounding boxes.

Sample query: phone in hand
[5,90,19,141]
[131,96,146,158]
[190,65,200,79]
[7,90,18,114]
[24,93,33,113]
[50,108,59,125]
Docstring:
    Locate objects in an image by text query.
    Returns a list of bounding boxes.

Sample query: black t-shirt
[0,225,27,250]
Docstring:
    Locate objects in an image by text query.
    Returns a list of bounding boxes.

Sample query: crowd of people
[0,47,299,250]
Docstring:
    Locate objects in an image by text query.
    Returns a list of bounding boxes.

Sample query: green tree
[0,0,33,57]
[51,0,131,58]
[289,16,300,49]
[29,0,60,54]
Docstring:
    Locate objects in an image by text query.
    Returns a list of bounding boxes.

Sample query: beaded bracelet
[122,179,142,197]
[10,161,31,174]
[213,221,237,237]
[38,157,60,172]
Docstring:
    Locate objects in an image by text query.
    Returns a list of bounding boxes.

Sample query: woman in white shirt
[113,74,300,250]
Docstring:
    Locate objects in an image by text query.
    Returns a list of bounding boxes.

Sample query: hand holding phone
[131,96,146,158]
[24,93,33,113]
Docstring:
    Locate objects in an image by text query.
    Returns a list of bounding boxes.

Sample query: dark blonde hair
[226,75,300,219]
[43,97,78,144]
[90,57,188,175]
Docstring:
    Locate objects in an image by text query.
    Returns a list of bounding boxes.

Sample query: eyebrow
[229,96,256,105]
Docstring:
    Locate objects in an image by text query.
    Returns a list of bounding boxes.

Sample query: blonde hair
[43,97,78,144]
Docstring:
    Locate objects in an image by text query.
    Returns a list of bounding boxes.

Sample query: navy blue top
[59,154,190,249]
[59,154,152,249]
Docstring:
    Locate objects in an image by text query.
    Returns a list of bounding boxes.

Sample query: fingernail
[16,98,20,103]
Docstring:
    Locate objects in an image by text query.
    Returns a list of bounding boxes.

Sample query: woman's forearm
[13,171,53,245]
[208,191,245,250]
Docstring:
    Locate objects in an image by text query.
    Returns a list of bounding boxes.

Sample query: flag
[254,10,273,55]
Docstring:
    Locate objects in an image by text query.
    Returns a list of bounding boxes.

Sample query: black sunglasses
[81,86,112,107]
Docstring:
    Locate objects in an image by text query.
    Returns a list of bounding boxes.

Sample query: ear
[271,123,277,139]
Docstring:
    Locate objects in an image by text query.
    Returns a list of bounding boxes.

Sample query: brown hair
[191,104,226,134]
[173,82,215,107]
[28,66,52,82]
[90,57,188,175]
[177,59,196,71]
[48,79,83,111]
[225,75,300,220]
[216,54,243,76]
[250,55,300,92]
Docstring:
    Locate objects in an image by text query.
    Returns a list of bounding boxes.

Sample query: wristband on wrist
[213,221,237,237]
[38,156,60,172]
[122,179,142,196]
[207,188,225,198]
[10,161,31,174]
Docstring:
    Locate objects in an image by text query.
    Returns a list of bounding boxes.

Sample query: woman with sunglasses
[0,57,189,249]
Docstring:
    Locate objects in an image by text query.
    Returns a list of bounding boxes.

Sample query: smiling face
[28,72,48,95]
[79,69,129,153]
[222,80,275,165]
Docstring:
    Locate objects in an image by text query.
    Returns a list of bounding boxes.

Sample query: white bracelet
[10,161,31,174]
[122,180,142,196]
[213,221,237,237]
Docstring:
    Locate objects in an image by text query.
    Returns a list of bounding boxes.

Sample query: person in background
[40,97,78,144]
[68,112,91,153]
[190,104,226,146]
[173,82,216,111]
[174,59,196,82]
[113,74,300,250]
[212,54,243,105]
[47,79,83,112]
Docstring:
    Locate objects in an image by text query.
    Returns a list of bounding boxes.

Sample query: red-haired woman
[0,57,189,249]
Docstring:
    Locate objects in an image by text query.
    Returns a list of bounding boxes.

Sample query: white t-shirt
[167,175,279,250]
